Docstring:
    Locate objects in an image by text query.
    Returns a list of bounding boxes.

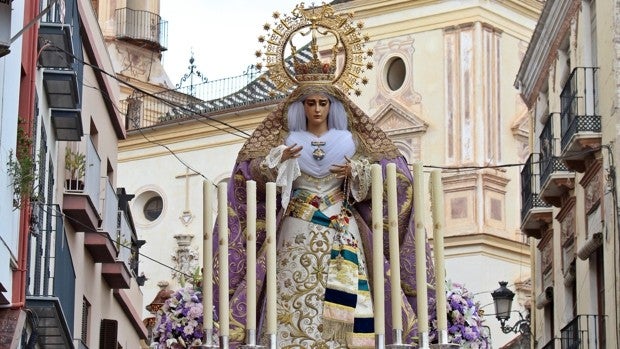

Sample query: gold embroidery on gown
[267,174,369,348]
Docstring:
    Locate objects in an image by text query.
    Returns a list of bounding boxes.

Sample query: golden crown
[255,2,373,96]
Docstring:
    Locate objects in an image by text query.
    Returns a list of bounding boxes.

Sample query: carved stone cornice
[515,0,582,108]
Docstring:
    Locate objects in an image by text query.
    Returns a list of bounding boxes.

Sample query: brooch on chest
[311,141,326,161]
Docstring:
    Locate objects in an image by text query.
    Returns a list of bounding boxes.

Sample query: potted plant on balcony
[64,147,86,190]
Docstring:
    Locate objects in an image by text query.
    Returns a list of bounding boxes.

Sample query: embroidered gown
[264,129,374,348]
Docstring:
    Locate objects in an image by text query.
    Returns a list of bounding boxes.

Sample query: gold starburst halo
[256,2,373,96]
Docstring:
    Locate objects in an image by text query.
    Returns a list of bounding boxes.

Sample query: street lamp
[491,281,530,337]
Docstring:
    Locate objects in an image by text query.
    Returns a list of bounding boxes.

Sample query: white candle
[430,171,448,337]
[217,182,229,336]
[386,163,403,332]
[265,182,277,335]
[412,162,429,334]
[370,164,385,334]
[203,181,214,332]
[246,180,257,331]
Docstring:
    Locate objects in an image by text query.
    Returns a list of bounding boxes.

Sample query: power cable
[40,203,195,279]
[42,41,253,139]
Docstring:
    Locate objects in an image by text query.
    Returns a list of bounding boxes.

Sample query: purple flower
[153,287,208,348]
[430,281,491,349]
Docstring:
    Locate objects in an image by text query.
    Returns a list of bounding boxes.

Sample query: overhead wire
[39,203,195,279]
[43,41,253,139]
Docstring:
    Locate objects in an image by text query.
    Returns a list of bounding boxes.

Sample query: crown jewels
[255,2,373,96]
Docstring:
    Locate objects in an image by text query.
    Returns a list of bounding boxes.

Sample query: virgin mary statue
[211,3,435,348]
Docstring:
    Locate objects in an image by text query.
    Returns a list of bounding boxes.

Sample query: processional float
[198,164,455,349]
[194,2,457,349]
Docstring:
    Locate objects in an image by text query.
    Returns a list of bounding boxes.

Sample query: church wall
[115,1,542,346]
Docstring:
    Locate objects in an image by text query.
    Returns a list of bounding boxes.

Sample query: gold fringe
[322,318,354,343]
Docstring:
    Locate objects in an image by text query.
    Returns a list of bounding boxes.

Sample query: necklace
[311,141,326,161]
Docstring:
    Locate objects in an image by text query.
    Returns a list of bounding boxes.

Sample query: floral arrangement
[153,286,205,348]
[430,281,491,348]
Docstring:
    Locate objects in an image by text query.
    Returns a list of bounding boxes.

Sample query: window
[81,297,90,344]
[144,196,163,221]
[99,319,118,349]
[385,57,406,91]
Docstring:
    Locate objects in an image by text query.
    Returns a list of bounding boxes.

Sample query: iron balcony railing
[122,69,283,130]
[40,0,66,24]
[560,67,601,150]
[115,7,168,51]
[540,155,569,190]
[560,314,603,349]
[27,204,76,332]
[539,115,570,187]
[521,153,551,222]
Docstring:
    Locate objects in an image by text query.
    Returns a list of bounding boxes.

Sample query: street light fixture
[491,281,531,337]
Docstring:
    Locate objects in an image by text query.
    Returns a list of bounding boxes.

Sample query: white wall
[0,0,25,305]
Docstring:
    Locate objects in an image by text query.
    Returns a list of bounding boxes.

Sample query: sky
[160,0,301,85]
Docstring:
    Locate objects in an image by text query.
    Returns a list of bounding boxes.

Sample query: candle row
[201,162,448,346]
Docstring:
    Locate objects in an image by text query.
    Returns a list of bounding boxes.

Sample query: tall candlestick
[412,163,429,336]
[265,182,277,335]
[386,163,403,332]
[203,181,214,335]
[218,182,229,337]
[430,171,448,342]
[246,180,257,332]
[370,164,385,335]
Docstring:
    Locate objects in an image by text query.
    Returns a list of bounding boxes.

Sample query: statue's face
[303,94,330,129]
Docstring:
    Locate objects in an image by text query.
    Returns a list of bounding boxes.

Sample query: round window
[386,57,406,91]
[143,196,163,221]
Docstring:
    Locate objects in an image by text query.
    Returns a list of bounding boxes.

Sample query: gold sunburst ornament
[256,2,373,96]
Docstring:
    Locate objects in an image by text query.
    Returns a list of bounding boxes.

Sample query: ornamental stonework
[542,242,552,274]
[584,170,603,213]
[560,208,575,247]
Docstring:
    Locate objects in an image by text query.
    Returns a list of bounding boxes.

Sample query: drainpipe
[11,0,40,309]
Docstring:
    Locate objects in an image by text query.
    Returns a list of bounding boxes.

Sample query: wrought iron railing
[540,156,569,190]
[122,69,284,130]
[521,153,551,222]
[560,314,603,349]
[560,67,601,150]
[115,7,168,51]
[40,0,66,24]
[27,204,76,331]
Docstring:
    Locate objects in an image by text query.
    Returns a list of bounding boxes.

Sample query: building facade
[1,1,148,347]
[516,0,619,347]
[117,0,542,347]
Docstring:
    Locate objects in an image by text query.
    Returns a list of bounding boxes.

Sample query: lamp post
[491,281,531,337]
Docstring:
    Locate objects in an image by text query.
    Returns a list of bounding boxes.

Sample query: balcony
[539,114,574,207]
[521,153,553,239]
[38,23,73,69]
[42,70,80,109]
[26,207,75,348]
[115,7,168,51]
[84,232,116,263]
[62,138,101,232]
[102,261,131,289]
[560,67,601,172]
[560,314,602,349]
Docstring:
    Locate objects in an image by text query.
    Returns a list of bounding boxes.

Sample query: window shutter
[99,319,118,349]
